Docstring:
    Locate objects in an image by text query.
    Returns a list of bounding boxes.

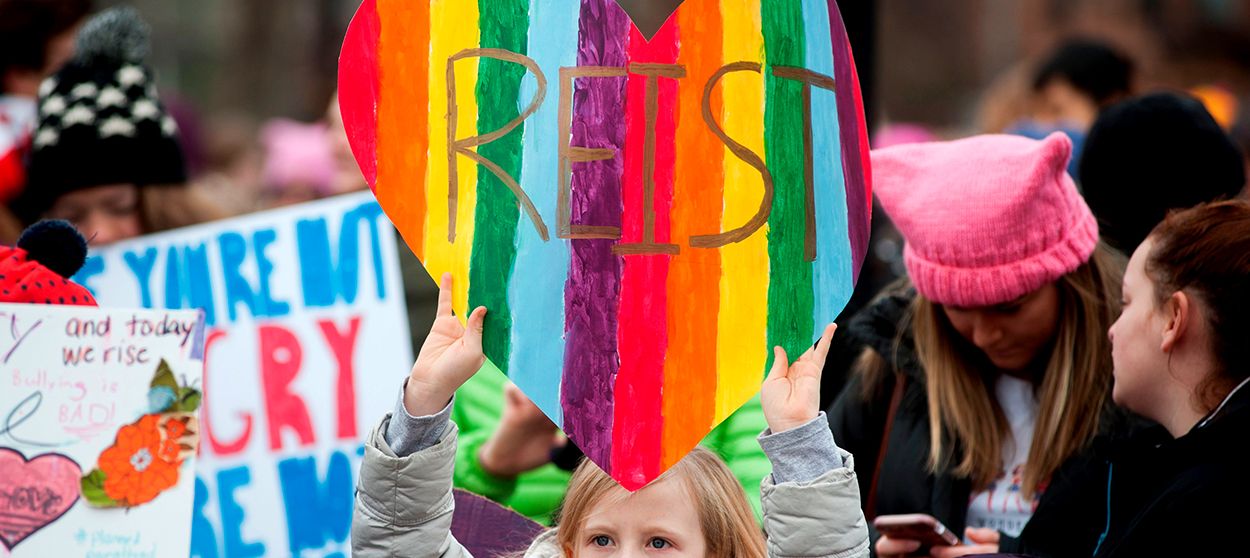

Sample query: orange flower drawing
[96,414,183,506]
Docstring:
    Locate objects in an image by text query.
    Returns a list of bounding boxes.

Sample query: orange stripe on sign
[376,0,430,259]
[662,0,723,470]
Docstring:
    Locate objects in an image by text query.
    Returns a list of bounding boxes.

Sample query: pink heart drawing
[0,448,82,551]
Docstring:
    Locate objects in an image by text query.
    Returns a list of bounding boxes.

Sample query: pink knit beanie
[872,132,1099,307]
[261,119,337,196]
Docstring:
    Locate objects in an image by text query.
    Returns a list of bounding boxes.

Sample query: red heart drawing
[0,448,82,551]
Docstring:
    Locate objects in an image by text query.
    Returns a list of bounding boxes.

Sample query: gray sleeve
[383,379,454,457]
[757,411,845,484]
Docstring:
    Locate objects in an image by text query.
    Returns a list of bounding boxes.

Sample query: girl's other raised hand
[761,323,837,434]
[404,273,488,416]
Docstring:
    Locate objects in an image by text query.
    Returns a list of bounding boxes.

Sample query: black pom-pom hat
[15,7,186,222]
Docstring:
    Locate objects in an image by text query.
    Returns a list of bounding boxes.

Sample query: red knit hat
[871,132,1099,307]
[0,220,96,306]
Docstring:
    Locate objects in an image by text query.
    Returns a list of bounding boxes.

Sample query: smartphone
[873,513,960,552]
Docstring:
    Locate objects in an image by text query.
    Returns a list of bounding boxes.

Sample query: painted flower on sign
[97,414,181,506]
[81,360,202,508]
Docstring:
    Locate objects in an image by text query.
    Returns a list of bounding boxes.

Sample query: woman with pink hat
[826,132,1133,557]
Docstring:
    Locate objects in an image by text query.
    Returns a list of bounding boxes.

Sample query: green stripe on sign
[761,0,814,374]
[468,0,531,374]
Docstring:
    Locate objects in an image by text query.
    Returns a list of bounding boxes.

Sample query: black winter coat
[823,290,1149,557]
[1089,381,1250,557]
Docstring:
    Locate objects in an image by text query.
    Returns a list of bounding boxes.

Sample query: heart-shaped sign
[339,0,871,489]
[0,448,82,550]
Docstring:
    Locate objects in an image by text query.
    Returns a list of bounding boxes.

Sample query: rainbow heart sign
[338,0,871,489]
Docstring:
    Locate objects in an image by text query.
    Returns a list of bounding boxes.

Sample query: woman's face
[1108,239,1169,415]
[46,184,143,247]
[1036,79,1099,129]
[575,475,706,557]
[942,283,1061,373]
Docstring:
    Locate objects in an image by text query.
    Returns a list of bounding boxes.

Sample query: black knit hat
[16,6,185,221]
[1078,92,1246,252]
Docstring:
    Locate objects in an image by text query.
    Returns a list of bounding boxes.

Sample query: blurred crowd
[4,1,1250,557]
[0,0,371,250]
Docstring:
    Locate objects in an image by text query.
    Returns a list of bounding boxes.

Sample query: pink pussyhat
[871,132,1099,307]
[261,119,337,196]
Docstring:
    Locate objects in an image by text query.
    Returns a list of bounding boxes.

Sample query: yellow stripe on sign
[425,0,481,317]
[714,0,769,424]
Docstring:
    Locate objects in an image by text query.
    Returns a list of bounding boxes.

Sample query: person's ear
[1159,291,1191,353]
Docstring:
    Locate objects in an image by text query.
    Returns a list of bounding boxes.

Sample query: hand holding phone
[873,514,960,556]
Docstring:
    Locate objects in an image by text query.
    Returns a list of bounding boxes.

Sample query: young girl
[1092,200,1250,556]
[825,133,1129,557]
[352,274,870,557]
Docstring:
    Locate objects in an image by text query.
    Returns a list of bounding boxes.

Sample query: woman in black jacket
[825,133,1133,557]
[1092,200,1250,557]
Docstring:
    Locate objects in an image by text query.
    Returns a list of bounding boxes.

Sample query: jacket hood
[524,529,563,557]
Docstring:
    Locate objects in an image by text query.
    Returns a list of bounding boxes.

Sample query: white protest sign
[74,192,412,557]
[0,304,205,558]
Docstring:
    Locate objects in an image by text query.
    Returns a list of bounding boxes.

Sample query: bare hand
[479,384,564,478]
[929,528,999,558]
[876,535,924,558]
[405,273,487,416]
[761,323,837,434]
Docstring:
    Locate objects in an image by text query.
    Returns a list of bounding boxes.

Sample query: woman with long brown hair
[1091,200,1250,556]
[826,133,1133,557]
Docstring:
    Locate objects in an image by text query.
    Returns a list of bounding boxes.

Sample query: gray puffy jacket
[352,413,870,557]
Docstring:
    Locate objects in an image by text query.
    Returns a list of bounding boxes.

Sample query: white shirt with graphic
[964,374,1040,538]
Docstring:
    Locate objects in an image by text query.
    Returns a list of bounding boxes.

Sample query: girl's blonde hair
[911,243,1123,498]
[555,447,765,558]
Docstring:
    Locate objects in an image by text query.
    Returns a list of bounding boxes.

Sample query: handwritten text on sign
[0,304,205,558]
[76,192,412,558]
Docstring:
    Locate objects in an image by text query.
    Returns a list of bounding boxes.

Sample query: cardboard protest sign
[74,192,412,557]
[450,489,546,557]
[0,304,205,557]
[338,0,871,489]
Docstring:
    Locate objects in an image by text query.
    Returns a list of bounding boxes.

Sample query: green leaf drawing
[177,388,202,413]
[150,359,178,391]
[80,468,121,508]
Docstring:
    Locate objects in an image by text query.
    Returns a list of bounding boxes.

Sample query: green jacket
[451,360,771,524]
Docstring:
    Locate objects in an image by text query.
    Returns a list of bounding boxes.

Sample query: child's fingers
[814,323,837,365]
[769,346,789,379]
[798,344,815,364]
[436,272,454,317]
[463,306,488,353]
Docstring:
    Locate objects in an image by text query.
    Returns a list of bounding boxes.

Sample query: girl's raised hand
[404,273,488,416]
[761,323,837,434]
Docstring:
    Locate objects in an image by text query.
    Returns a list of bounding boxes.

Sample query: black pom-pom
[17,220,89,279]
[76,7,151,65]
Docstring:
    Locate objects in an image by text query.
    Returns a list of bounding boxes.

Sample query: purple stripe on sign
[189,311,206,360]
[560,0,629,468]
[826,0,870,278]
